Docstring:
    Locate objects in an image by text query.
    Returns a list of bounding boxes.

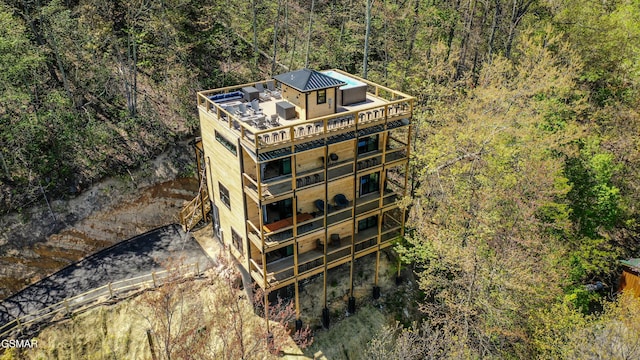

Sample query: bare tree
[363,0,373,78]
[138,255,311,360]
[304,0,315,68]
[272,0,283,75]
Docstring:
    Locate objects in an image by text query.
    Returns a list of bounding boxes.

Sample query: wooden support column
[323,143,329,309]
[348,132,358,305]
[258,158,268,291]
[294,280,300,319]
[264,290,271,334]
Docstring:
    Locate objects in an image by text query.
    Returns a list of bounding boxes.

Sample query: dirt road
[0,141,199,300]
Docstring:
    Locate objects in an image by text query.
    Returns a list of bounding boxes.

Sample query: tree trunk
[283,0,289,51]
[402,0,421,90]
[455,0,477,80]
[487,0,501,64]
[272,0,282,75]
[445,0,462,61]
[0,153,11,181]
[382,0,389,83]
[363,0,372,79]
[45,28,75,109]
[289,32,298,70]
[304,0,315,68]
[505,0,535,59]
[252,0,258,54]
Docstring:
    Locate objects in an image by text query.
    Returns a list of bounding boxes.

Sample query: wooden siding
[306,88,337,119]
[327,177,354,201]
[295,149,324,174]
[199,108,247,260]
[620,268,640,297]
[197,69,414,318]
[328,141,356,163]
[281,84,304,120]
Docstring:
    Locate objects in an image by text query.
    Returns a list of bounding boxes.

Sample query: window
[357,135,379,155]
[266,244,294,263]
[263,198,293,224]
[215,130,237,156]
[317,89,326,104]
[359,172,380,196]
[358,215,378,231]
[263,157,291,180]
[219,182,230,208]
[231,228,243,253]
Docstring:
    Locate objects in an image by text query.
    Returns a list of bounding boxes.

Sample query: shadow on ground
[0,224,211,331]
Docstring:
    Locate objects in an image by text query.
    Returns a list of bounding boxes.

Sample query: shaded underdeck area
[0,224,212,332]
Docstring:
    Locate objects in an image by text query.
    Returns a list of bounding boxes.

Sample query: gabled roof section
[273,69,346,92]
[621,258,640,270]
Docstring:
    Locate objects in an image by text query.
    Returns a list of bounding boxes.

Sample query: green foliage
[0,0,639,356]
[0,0,244,212]
[565,138,623,237]
[533,292,640,359]
[553,0,640,105]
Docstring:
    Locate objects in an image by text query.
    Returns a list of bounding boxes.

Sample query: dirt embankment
[0,141,199,300]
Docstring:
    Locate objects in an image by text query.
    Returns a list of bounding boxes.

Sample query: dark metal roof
[273,69,346,92]
[621,258,640,270]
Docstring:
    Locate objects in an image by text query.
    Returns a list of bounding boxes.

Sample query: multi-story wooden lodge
[195,68,413,326]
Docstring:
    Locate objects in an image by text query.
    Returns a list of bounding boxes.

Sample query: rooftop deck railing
[197,69,414,154]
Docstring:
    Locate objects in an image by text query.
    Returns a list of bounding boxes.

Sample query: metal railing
[0,262,204,339]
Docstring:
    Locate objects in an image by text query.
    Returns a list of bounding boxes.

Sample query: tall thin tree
[363,0,373,78]
[305,0,315,68]
[272,0,282,75]
[252,0,258,55]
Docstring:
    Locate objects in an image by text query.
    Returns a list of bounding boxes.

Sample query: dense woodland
[1,0,640,358]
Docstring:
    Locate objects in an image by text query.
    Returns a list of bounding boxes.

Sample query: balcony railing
[356,195,380,215]
[200,99,412,153]
[383,193,400,207]
[327,207,353,225]
[385,149,408,163]
[327,247,352,264]
[197,70,414,153]
[356,155,382,171]
[381,229,402,243]
[296,217,324,236]
[355,238,378,253]
[249,258,267,288]
[296,172,324,189]
[297,250,324,274]
[381,214,402,243]
[261,176,292,198]
[243,173,292,200]
[327,162,354,180]
[266,257,295,283]
[355,227,379,243]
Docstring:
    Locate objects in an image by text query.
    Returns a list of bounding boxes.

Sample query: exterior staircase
[180,139,211,231]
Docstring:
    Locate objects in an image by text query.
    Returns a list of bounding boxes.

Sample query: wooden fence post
[108,282,114,298]
[196,262,200,276]
[152,272,157,288]
[64,299,71,317]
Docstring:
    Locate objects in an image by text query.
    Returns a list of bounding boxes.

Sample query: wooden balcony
[197,69,414,155]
